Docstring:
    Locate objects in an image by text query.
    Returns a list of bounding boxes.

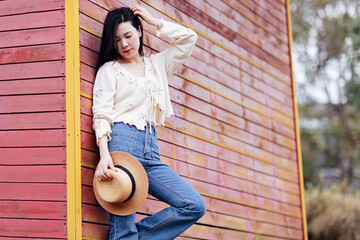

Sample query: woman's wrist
[152,18,163,30]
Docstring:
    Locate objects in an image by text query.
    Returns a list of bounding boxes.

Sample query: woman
[92,5,206,240]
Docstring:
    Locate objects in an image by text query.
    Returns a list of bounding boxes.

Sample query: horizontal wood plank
[0,147,66,165]
[0,10,65,32]
[0,129,66,147]
[0,78,65,95]
[0,0,64,16]
[0,61,65,81]
[0,219,67,238]
[0,165,66,183]
[0,94,65,113]
[0,183,66,201]
[0,44,65,65]
[0,201,66,219]
[0,112,66,130]
[0,27,65,49]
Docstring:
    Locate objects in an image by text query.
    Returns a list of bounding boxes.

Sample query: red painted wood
[81,131,98,152]
[0,94,65,113]
[81,149,99,167]
[0,10,65,32]
[0,165,66,183]
[82,203,109,225]
[171,102,295,152]
[0,147,66,165]
[0,183,66,201]
[0,238,66,240]
[0,219,67,238]
[0,78,65,95]
[82,185,97,205]
[80,62,96,84]
[0,201,67,219]
[79,0,304,238]
[81,166,300,218]
[0,130,66,147]
[81,96,93,116]
[166,92,296,160]
[82,155,299,206]
[0,61,65,81]
[80,135,299,195]
[79,12,104,39]
[159,139,299,193]
[164,0,290,75]
[82,222,109,239]
[81,113,94,134]
[80,45,98,67]
[0,112,65,130]
[159,127,298,181]
[80,28,101,52]
[0,44,65,64]
[0,27,65,49]
[0,0,64,16]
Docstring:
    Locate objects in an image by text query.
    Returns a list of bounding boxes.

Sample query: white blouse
[92,19,198,145]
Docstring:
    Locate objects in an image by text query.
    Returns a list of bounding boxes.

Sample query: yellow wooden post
[286,0,308,239]
[65,0,82,238]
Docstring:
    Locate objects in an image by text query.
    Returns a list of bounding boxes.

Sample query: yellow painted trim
[79,24,101,38]
[220,0,286,44]
[80,163,300,218]
[80,74,296,140]
[80,90,297,174]
[174,72,295,129]
[80,91,92,99]
[286,0,308,239]
[82,162,96,169]
[141,0,289,85]
[65,0,82,238]
[166,124,298,174]
[201,192,301,218]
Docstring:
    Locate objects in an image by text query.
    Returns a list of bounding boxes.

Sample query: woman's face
[115,21,142,60]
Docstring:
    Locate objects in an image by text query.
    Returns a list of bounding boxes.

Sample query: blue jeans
[107,122,206,240]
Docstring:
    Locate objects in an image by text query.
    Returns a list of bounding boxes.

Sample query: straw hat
[93,151,148,216]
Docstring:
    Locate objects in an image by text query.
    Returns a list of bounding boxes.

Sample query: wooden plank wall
[79,0,305,239]
[0,0,67,238]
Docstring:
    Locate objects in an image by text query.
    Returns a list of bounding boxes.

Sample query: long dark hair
[96,7,144,72]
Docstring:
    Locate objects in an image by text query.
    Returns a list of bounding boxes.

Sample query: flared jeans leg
[108,123,206,240]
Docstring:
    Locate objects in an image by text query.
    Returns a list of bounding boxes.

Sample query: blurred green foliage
[291,0,360,186]
[306,182,360,239]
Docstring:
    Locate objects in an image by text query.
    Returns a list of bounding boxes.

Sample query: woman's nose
[121,39,128,47]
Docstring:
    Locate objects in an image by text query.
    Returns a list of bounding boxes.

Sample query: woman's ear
[137,27,142,38]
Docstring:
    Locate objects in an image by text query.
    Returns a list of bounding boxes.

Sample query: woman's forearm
[98,135,110,157]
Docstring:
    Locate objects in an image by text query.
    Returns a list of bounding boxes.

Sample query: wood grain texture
[0,201,67,219]
[0,219,67,238]
[0,1,67,239]
[0,0,64,16]
[0,27,65,49]
[0,10,65,32]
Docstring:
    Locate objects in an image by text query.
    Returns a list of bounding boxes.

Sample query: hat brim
[93,152,149,216]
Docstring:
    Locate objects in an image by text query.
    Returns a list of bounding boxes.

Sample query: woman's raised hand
[131,4,162,29]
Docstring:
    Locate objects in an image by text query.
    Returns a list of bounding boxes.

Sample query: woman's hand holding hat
[95,154,117,181]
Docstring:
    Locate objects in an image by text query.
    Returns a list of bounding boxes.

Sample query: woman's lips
[123,49,132,54]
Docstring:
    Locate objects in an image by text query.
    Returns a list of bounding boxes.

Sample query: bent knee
[189,194,206,218]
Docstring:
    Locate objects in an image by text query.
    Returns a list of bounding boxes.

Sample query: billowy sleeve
[92,64,116,145]
[155,19,198,77]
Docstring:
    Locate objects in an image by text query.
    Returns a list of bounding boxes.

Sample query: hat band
[114,164,136,202]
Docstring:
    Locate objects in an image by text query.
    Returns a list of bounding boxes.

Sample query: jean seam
[150,137,159,160]
[138,173,190,239]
